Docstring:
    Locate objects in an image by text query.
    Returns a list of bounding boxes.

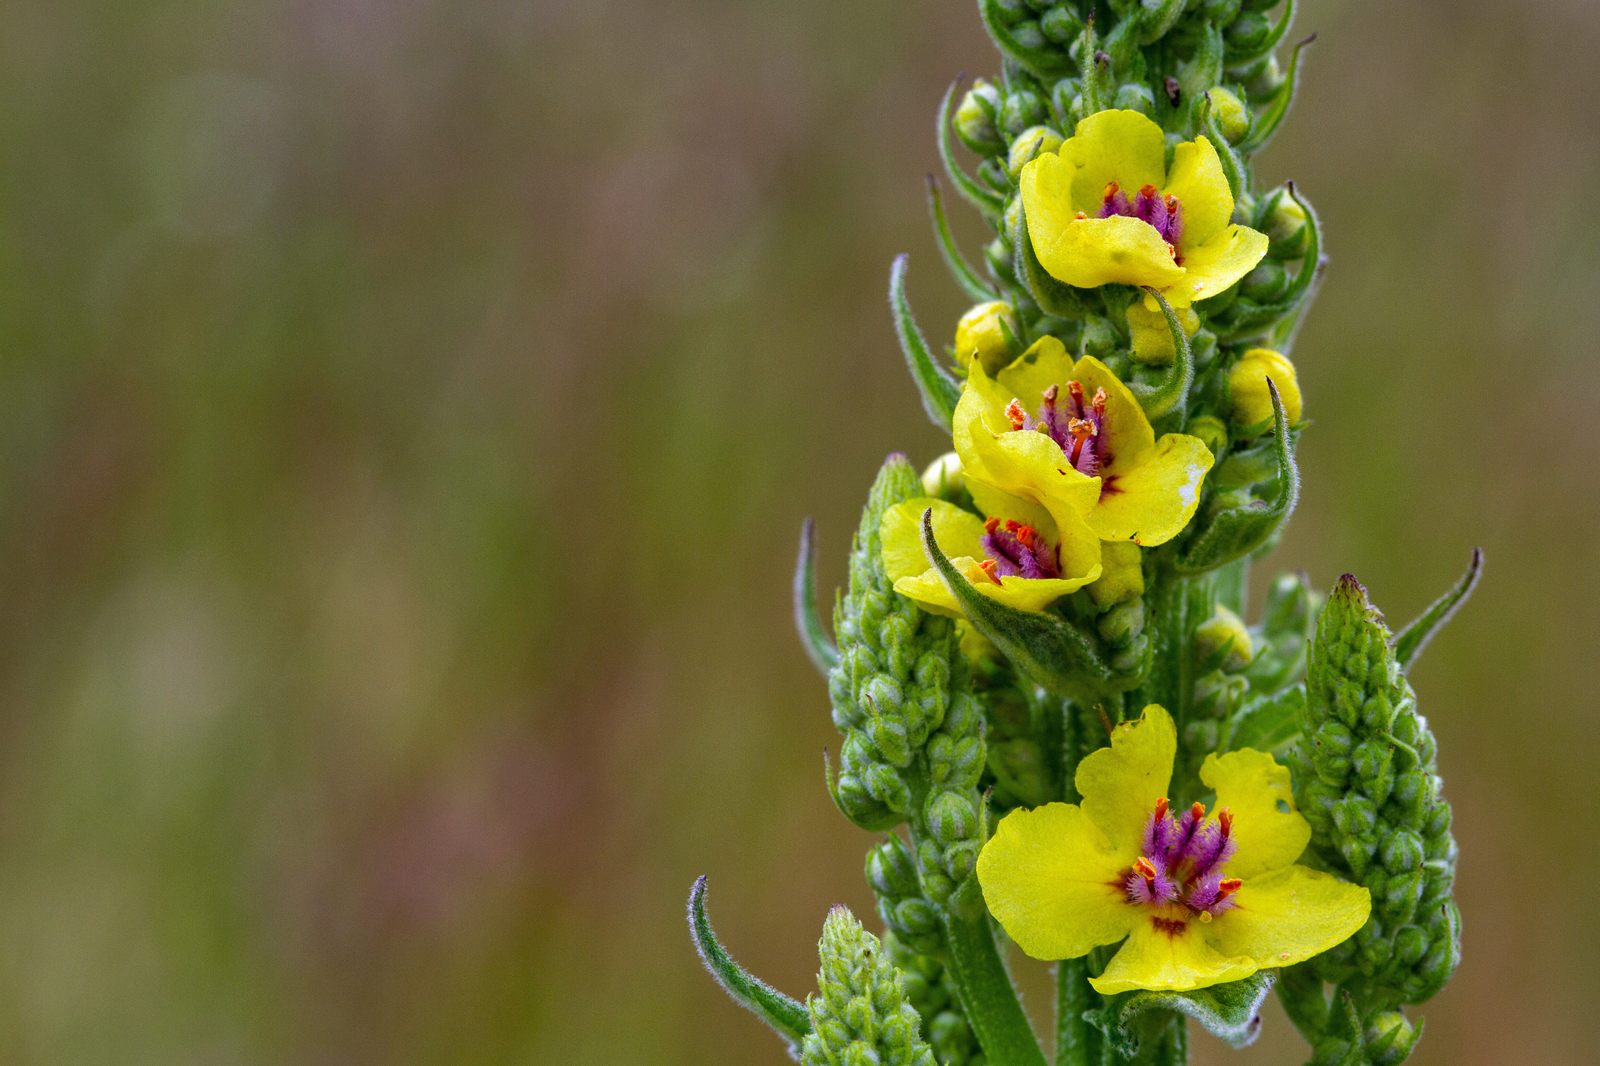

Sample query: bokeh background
[0,0,1594,1062]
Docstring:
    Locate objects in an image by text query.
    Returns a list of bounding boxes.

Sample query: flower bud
[1207,87,1251,144]
[1007,126,1062,181]
[1226,11,1273,52]
[1365,1012,1421,1066]
[953,79,1005,155]
[924,789,978,846]
[1039,6,1082,43]
[866,836,922,899]
[920,452,964,501]
[1186,415,1229,458]
[1113,82,1155,117]
[1196,606,1255,671]
[805,907,937,1066]
[1229,348,1302,430]
[1201,0,1242,20]
[953,300,1018,373]
[1264,188,1310,258]
[1096,598,1145,646]
[999,89,1047,138]
[865,764,913,812]
[1087,540,1144,607]
[1239,261,1289,303]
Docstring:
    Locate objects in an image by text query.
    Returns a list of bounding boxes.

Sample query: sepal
[927,176,998,302]
[938,76,1005,217]
[689,876,812,1059]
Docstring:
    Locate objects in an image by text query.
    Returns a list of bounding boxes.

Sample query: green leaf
[1175,381,1299,574]
[1130,287,1194,421]
[1200,94,1245,203]
[1391,548,1482,672]
[687,876,811,1056]
[1236,34,1315,155]
[940,911,1049,1066]
[917,508,1133,703]
[793,517,838,674]
[1115,970,1276,1051]
[890,254,963,431]
[938,76,1005,217]
[927,175,998,302]
[1227,686,1304,753]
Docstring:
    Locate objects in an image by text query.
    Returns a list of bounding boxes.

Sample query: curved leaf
[1392,548,1483,672]
[938,76,1005,217]
[1236,34,1315,155]
[1175,380,1299,574]
[1131,287,1195,421]
[927,175,997,302]
[688,876,811,1057]
[890,255,963,431]
[793,517,838,674]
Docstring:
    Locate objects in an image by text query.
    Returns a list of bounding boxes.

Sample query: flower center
[1086,181,1184,261]
[1004,381,1109,477]
[1120,798,1241,921]
[978,517,1060,582]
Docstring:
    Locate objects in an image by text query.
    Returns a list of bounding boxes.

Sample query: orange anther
[1165,194,1180,213]
[1042,383,1059,405]
[1074,211,1088,221]
[1134,857,1158,880]
[1092,387,1108,416]
[1068,380,1086,406]
[978,560,1002,584]
[1103,180,1121,201]
[984,517,1000,534]
[1153,797,1170,821]
[1218,809,1234,836]
[1140,183,1160,198]
[1220,878,1243,896]
[1068,417,1097,439]
[1190,802,1206,822]
[1005,399,1027,430]
[1015,525,1039,550]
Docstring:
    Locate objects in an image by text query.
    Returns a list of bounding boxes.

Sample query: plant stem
[941,911,1048,1066]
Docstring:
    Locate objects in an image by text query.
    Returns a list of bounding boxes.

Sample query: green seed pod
[953,79,1005,155]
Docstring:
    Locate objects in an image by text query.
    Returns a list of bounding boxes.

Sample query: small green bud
[1202,0,1242,21]
[999,89,1047,138]
[1332,795,1377,839]
[1187,415,1229,458]
[1113,82,1155,116]
[1039,6,1082,43]
[1007,125,1062,180]
[953,79,1005,154]
[1264,188,1309,258]
[1207,88,1251,144]
[1245,55,1284,101]
[953,300,1019,372]
[866,764,913,812]
[924,790,978,846]
[1096,597,1145,646]
[1196,606,1255,671]
[1365,1012,1421,1066]
[1239,260,1289,303]
[1226,11,1272,52]
[984,236,1015,285]
[867,836,922,899]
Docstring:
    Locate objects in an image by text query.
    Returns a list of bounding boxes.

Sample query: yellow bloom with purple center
[954,336,1214,547]
[976,705,1370,994]
[879,488,1101,617]
[1019,110,1269,308]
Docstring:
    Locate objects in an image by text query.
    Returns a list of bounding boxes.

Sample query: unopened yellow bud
[1196,606,1254,671]
[953,301,1017,374]
[1229,348,1302,431]
[1207,88,1250,145]
[1186,416,1229,458]
[1007,126,1063,181]
[1127,298,1199,366]
[921,451,964,500]
[1087,540,1144,607]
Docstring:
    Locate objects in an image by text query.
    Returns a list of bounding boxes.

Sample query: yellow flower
[976,706,1370,994]
[1019,110,1269,307]
[954,336,1214,547]
[954,300,1018,374]
[879,491,1100,618]
[1229,348,1302,430]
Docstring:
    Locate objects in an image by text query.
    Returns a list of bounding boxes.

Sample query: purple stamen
[981,519,1059,580]
[1123,800,1242,922]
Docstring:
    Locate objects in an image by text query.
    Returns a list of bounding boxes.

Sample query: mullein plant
[690,3,1479,1065]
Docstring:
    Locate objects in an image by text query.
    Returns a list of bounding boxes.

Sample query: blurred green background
[0,0,1593,1062]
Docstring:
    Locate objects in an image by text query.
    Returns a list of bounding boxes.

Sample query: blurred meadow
[0,0,1595,1063]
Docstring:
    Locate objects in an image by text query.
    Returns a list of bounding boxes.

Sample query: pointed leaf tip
[688,877,811,1054]
[890,255,963,431]
[1392,548,1483,672]
[794,518,838,675]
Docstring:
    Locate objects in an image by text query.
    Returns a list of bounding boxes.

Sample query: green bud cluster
[803,906,938,1066]
[885,932,988,1066]
[1282,575,1460,1061]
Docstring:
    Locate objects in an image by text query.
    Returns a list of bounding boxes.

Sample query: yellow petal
[1199,747,1311,879]
[1176,224,1270,303]
[881,498,986,584]
[893,566,1097,616]
[1090,433,1215,545]
[976,802,1135,961]
[994,335,1077,402]
[966,477,1058,539]
[1061,109,1168,213]
[1163,136,1234,248]
[1075,704,1176,856]
[1090,913,1258,994]
[1067,355,1156,478]
[1203,866,1372,970]
[1030,215,1187,291]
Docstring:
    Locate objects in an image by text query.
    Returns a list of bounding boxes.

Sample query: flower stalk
[692,4,1476,1066]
